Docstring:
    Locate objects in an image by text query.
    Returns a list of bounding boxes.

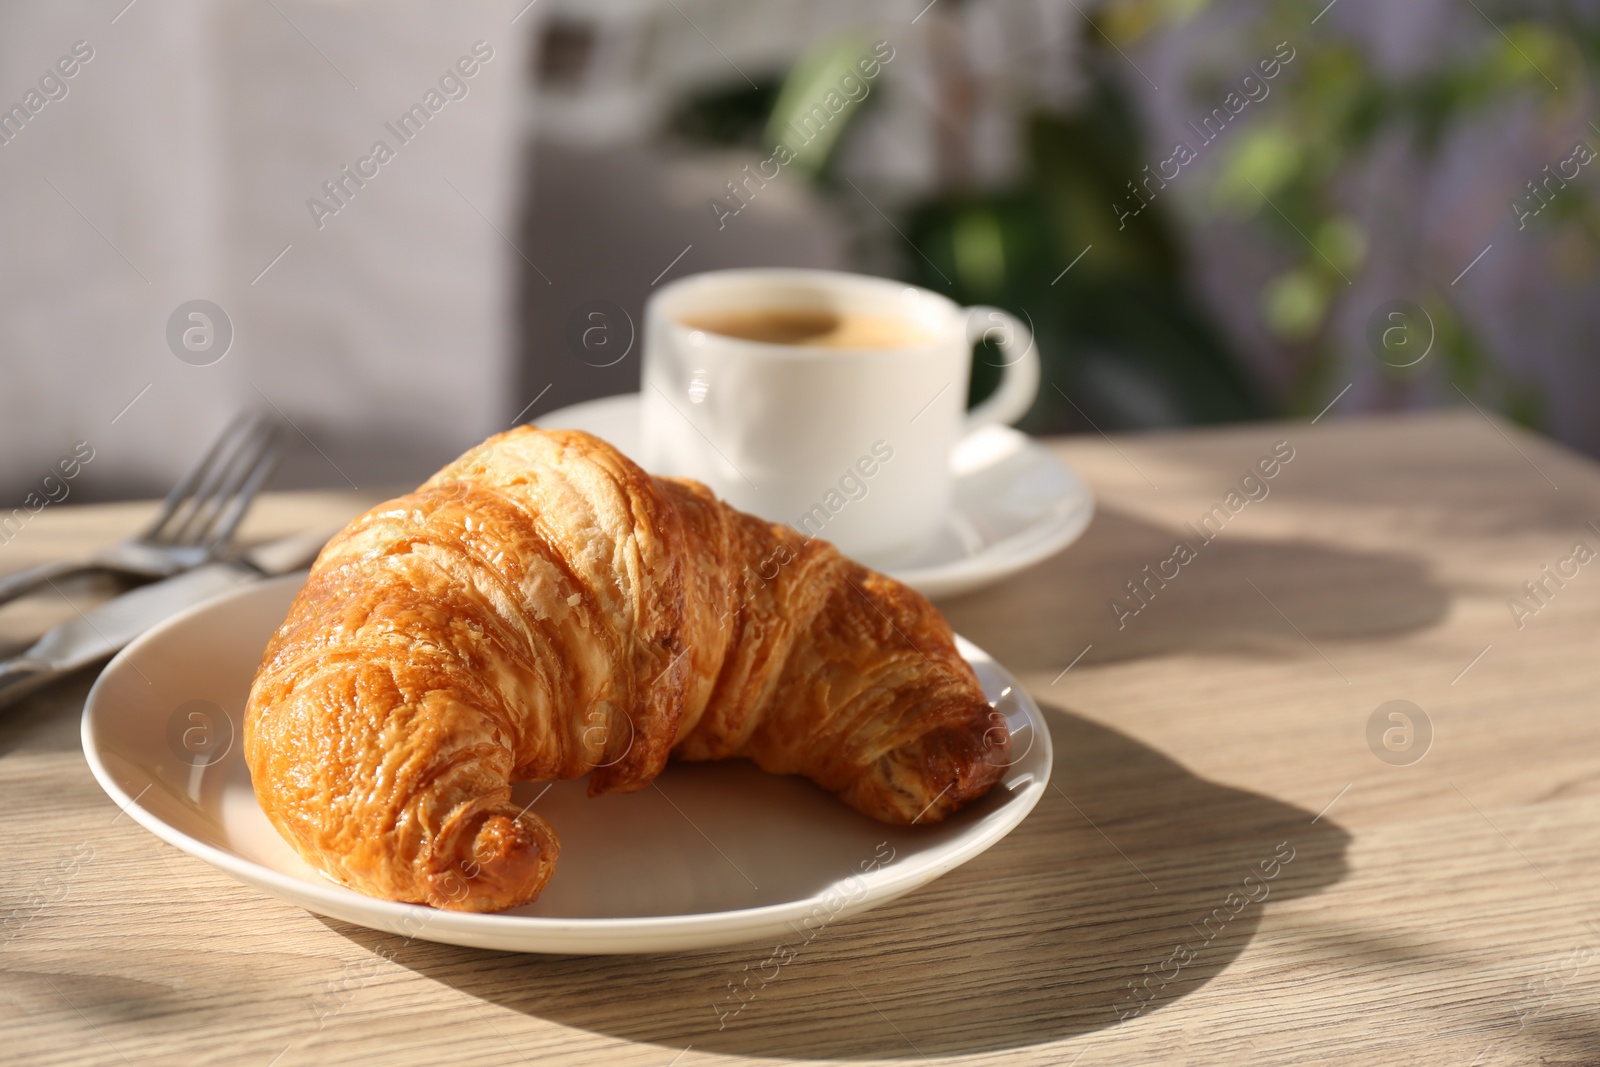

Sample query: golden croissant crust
[244,427,1008,912]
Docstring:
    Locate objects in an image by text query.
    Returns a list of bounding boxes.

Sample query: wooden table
[3,411,1598,1066]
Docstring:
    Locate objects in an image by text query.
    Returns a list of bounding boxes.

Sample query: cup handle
[962,306,1040,430]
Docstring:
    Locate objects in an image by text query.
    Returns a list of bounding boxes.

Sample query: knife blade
[0,527,332,709]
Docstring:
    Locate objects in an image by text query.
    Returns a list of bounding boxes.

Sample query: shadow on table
[0,573,143,759]
[0,671,95,760]
[325,705,1351,1059]
[937,506,1452,674]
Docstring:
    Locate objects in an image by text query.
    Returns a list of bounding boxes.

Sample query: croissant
[243,427,1008,912]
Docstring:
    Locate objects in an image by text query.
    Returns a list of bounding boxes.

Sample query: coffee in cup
[642,269,1039,562]
[676,308,936,350]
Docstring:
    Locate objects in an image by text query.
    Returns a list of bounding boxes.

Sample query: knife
[0,527,332,709]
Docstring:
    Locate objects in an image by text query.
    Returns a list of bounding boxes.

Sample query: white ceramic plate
[535,394,1094,600]
[82,574,1051,955]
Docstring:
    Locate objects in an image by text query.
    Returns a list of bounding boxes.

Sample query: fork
[0,411,291,607]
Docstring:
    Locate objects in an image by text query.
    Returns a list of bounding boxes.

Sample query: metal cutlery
[0,526,332,709]
[0,410,291,607]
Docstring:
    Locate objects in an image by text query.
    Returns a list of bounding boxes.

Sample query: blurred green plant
[668,36,1266,431]
[765,35,882,174]
[900,90,1270,431]
[1128,0,1589,427]
[665,1,1596,432]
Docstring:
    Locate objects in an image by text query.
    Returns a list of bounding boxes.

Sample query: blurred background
[3,0,1599,505]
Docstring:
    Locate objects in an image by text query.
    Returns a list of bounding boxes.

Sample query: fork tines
[144,411,291,550]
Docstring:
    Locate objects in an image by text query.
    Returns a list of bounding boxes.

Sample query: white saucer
[535,394,1094,600]
[82,574,1051,955]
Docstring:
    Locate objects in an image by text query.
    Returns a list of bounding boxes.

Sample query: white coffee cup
[642,268,1040,561]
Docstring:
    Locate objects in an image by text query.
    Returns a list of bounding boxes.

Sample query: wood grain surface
[2,411,1597,1066]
